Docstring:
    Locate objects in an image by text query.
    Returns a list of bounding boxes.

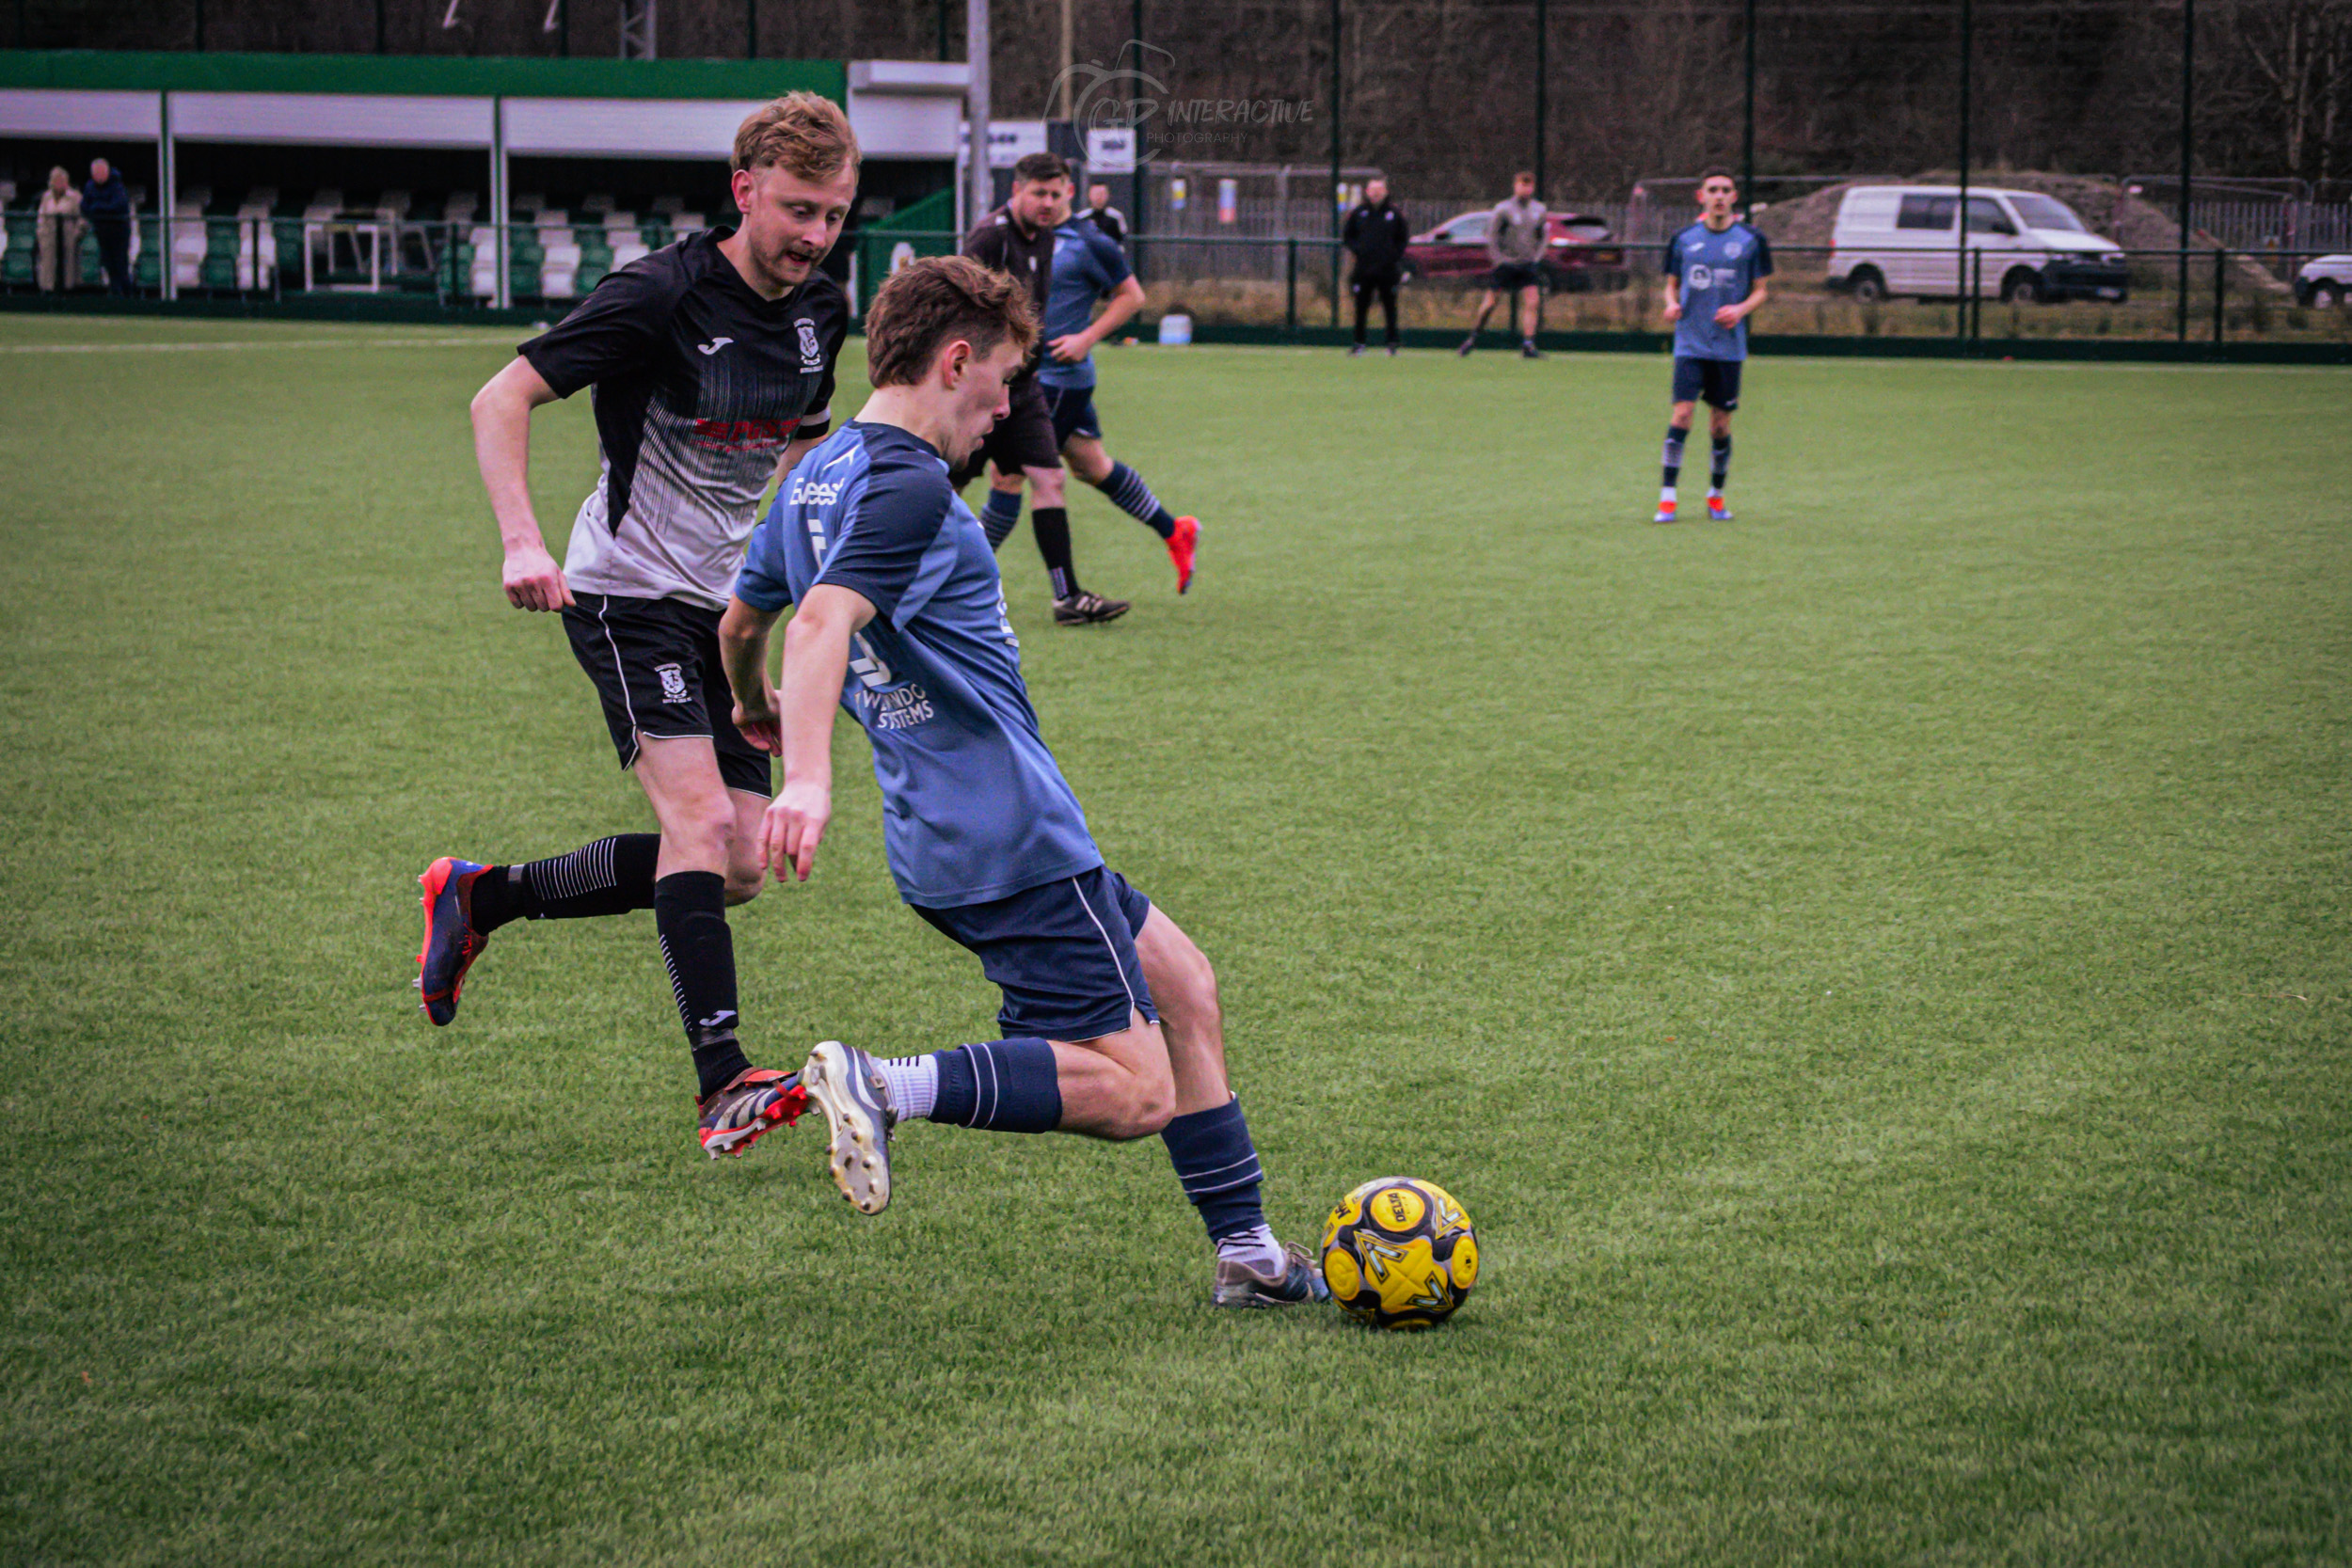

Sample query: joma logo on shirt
[690,417,798,451]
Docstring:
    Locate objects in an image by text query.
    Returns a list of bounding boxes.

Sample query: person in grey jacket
[1458,171,1548,358]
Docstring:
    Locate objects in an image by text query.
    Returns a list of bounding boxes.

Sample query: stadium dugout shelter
[0,51,972,314]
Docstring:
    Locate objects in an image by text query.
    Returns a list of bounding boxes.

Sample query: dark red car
[1403,210,1630,292]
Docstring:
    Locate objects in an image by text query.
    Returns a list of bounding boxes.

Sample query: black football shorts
[951,373,1063,487]
[563,593,772,797]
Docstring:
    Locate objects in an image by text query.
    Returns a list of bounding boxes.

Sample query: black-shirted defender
[415,93,858,1160]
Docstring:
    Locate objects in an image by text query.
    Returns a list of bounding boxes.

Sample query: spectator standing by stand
[81,158,132,296]
[36,167,83,293]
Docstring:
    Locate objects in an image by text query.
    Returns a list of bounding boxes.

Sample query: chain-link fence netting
[6,1,2350,344]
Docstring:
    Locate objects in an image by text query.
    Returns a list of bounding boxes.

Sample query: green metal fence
[5,215,2348,358]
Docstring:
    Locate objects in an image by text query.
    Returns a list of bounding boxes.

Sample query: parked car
[1827,185,2129,304]
[2294,254,2352,307]
[1403,210,1629,292]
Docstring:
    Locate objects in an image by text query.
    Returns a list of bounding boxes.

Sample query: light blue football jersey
[1035,220,1134,391]
[735,420,1101,908]
[1663,220,1774,362]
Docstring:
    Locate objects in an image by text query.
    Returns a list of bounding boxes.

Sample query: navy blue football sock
[1661,424,1690,490]
[979,488,1023,551]
[929,1038,1063,1132]
[1710,435,1732,490]
[1160,1097,1268,1244]
[1098,463,1178,539]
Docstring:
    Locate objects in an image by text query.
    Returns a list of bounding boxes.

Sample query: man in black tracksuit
[1342,178,1410,356]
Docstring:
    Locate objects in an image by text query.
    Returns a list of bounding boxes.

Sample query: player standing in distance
[720,257,1327,1307]
[1458,171,1548,358]
[1038,201,1201,594]
[1079,182,1127,247]
[415,93,857,1159]
[960,151,1129,626]
[1654,166,1772,524]
[1343,177,1410,356]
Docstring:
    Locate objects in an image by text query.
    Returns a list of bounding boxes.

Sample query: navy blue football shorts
[1043,382,1103,446]
[913,864,1158,1043]
[1671,355,1743,411]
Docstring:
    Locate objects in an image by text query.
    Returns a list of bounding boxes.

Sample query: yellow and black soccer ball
[1318,1177,1478,1330]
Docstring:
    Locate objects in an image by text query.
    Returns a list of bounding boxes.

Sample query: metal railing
[6,217,2347,349]
[851,231,2352,346]
[0,214,716,309]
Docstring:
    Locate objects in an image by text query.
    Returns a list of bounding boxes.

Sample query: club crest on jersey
[655,662,691,704]
[797,319,823,371]
[1725,240,1745,258]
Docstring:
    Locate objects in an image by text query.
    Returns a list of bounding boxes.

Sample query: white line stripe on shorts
[1071,876,1140,1022]
[596,598,642,770]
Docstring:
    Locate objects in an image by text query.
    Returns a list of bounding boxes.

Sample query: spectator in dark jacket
[1342,179,1411,355]
[81,158,133,296]
[1081,183,1128,247]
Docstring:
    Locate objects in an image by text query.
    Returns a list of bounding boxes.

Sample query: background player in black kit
[1342,177,1410,356]
[959,151,1130,626]
[415,94,858,1160]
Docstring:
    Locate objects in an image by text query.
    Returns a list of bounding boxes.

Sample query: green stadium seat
[79,230,103,287]
[2,212,35,285]
[135,214,163,289]
[200,215,240,290]
[273,217,304,287]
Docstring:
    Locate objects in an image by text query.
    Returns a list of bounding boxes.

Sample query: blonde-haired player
[417,92,858,1160]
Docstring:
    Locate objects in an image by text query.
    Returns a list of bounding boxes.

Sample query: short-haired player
[1655,167,1772,524]
[1458,171,1548,359]
[719,257,1326,1306]
[415,94,857,1158]
[1035,194,1201,594]
[959,151,1129,626]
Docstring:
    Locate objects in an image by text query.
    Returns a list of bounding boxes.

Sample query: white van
[1828,186,2130,304]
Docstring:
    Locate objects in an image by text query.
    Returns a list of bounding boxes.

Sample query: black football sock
[1711,435,1733,491]
[472,833,661,933]
[654,870,750,1098]
[1031,505,1080,599]
[1098,463,1178,539]
[1661,424,1690,491]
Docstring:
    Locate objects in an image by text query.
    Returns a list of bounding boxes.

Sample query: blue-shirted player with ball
[1655,167,1772,524]
[717,255,1326,1307]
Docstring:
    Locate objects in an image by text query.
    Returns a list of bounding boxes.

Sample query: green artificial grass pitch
[1,319,2346,1564]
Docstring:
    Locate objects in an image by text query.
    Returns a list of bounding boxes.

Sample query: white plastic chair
[541,240,582,299]
[170,198,208,290]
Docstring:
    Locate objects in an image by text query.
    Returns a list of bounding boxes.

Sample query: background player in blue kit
[717,257,1327,1307]
[1036,208,1202,594]
[1655,167,1772,524]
